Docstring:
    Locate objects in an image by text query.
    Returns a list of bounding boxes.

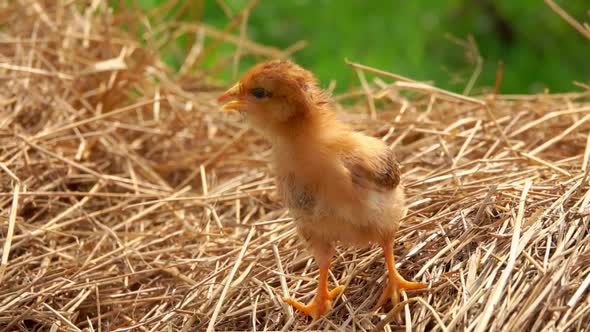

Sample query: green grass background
[131,0,590,94]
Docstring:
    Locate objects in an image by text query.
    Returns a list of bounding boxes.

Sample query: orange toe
[327,285,345,299]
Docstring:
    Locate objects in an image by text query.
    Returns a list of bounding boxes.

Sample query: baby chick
[218,60,427,321]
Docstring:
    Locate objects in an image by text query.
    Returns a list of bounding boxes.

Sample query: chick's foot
[283,285,344,321]
[374,276,427,310]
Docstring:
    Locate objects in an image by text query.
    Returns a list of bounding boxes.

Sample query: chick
[218,60,427,320]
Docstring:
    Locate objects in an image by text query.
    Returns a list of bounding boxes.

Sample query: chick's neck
[269,105,349,167]
[271,103,338,140]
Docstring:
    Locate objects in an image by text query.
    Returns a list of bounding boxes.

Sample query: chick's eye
[250,87,269,99]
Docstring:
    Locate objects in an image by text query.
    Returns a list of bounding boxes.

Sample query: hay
[1,1,590,331]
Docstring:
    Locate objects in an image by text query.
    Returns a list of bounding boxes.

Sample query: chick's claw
[284,285,344,321]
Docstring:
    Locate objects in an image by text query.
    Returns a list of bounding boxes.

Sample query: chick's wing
[342,147,401,193]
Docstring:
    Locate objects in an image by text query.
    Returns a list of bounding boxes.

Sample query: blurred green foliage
[131,0,590,93]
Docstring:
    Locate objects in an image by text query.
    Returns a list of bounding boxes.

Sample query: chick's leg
[375,240,427,310]
[283,254,344,320]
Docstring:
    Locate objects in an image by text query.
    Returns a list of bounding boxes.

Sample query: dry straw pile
[1,1,590,331]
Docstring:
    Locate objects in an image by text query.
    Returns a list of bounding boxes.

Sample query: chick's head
[218,60,329,135]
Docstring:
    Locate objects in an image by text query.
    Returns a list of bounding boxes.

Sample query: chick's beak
[217,82,243,111]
